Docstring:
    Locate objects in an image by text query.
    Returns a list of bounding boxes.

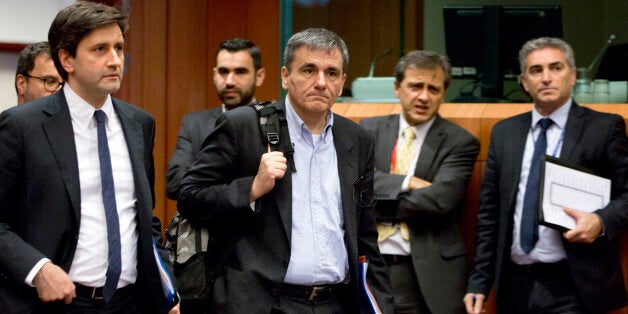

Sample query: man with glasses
[15,42,63,105]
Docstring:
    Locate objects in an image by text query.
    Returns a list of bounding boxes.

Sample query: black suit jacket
[178,102,394,313]
[166,107,222,200]
[467,102,628,313]
[0,90,170,313]
[361,114,479,313]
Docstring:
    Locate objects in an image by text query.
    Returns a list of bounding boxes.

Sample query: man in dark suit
[0,2,178,313]
[360,50,479,313]
[166,38,265,200]
[464,37,627,313]
[178,28,393,313]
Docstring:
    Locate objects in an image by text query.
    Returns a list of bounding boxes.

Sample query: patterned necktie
[520,118,553,253]
[95,110,122,303]
[377,127,415,243]
[394,127,416,175]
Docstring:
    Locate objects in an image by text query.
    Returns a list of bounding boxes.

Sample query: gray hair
[283,28,349,72]
[518,37,575,74]
[394,50,452,89]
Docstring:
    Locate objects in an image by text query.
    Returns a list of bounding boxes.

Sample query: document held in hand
[538,156,611,231]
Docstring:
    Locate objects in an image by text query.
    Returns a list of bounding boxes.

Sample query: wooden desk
[335,102,628,314]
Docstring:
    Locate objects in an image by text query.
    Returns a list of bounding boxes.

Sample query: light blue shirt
[511,99,571,264]
[282,97,349,285]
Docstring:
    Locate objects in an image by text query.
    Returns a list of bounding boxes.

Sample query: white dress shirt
[378,114,435,256]
[511,99,571,265]
[26,84,139,288]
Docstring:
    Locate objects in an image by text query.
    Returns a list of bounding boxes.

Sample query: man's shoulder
[112,97,153,121]
[436,116,479,141]
[358,114,397,131]
[183,107,222,120]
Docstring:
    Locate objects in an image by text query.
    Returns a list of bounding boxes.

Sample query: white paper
[541,160,611,230]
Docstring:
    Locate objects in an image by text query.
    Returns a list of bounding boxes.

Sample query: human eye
[301,66,315,78]
[43,77,58,85]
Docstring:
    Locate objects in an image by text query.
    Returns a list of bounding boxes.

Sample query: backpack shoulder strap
[250,102,296,172]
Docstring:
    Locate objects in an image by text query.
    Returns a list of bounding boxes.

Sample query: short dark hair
[15,42,51,93]
[216,38,262,71]
[394,50,452,89]
[49,1,128,81]
[283,28,349,72]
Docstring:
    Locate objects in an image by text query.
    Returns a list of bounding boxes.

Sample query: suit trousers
[500,262,596,314]
[385,255,430,314]
[65,284,140,314]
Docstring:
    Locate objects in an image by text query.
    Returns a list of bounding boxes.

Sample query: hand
[408,176,431,190]
[33,262,76,304]
[250,145,287,201]
[463,293,485,314]
[168,302,181,314]
[563,207,602,243]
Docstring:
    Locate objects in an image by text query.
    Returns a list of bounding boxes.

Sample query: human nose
[107,48,123,67]
[417,88,429,101]
[314,71,326,89]
[225,72,235,85]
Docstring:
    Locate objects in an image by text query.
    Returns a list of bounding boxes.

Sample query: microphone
[368,48,392,77]
[588,34,616,73]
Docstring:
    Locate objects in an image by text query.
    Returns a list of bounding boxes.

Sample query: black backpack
[164,101,295,302]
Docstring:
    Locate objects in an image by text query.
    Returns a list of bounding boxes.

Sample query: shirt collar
[64,84,114,132]
[398,113,436,138]
[531,98,571,130]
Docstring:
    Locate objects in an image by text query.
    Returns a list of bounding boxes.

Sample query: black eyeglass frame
[24,74,64,92]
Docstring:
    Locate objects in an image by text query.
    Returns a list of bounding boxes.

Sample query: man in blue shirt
[178,28,393,313]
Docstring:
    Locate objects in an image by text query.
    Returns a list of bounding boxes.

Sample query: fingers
[251,151,287,201]
[34,262,76,303]
[463,293,485,314]
[562,207,602,243]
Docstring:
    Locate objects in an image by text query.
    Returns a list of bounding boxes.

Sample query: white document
[539,156,611,230]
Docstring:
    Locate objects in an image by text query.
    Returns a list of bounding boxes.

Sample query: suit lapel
[271,102,293,242]
[506,114,531,209]
[559,103,585,160]
[379,115,399,172]
[114,101,144,174]
[333,117,358,237]
[415,116,445,179]
[42,92,82,223]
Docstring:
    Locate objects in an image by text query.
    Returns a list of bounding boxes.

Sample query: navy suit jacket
[467,102,628,313]
[178,102,394,313]
[361,114,479,313]
[0,90,170,313]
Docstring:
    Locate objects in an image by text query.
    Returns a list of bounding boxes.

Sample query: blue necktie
[520,118,553,253]
[95,110,121,303]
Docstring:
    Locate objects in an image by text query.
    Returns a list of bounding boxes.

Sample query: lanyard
[530,125,565,157]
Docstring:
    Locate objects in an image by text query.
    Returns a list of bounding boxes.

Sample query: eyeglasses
[25,75,64,92]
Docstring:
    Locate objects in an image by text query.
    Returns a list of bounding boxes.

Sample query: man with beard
[166,38,266,199]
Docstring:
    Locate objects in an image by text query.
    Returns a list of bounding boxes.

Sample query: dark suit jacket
[361,114,480,313]
[166,107,222,200]
[178,102,394,313]
[467,102,628,313]
[0,90,170,313]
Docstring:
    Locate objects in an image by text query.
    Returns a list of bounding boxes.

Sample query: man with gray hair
[14,42,63,104]
[178,28,393,313]
[464,37,627,313]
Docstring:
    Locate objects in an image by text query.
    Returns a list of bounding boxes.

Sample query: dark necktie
[520,118,553,253]
[95,110,121,303]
